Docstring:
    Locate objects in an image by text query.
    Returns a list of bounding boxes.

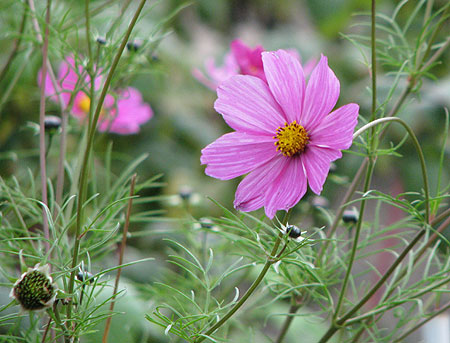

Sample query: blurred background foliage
[0,0,449,341]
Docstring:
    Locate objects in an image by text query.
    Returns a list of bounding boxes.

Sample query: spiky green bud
[10,264,56,311]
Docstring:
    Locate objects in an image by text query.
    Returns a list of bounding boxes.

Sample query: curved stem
[195,211,291,342]
[317,117,430,343]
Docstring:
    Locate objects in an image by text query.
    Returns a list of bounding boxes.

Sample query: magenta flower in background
[230,39,266,81]
[201,50,359,218]
[39,56,152,134]
[193,39,265,90]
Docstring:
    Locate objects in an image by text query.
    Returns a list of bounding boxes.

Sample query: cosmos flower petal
[302,55,340,131]
[214,75,285,135]
[264,157,307,218]
[201,132,278,180]
[310,103,359,150]
[262,50,306,123]
[234,156,286,213]
[302,146,342,194]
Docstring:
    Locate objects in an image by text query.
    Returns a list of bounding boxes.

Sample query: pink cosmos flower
[200,50,359,219]
[39,56,152,134]
[193,39,265,90]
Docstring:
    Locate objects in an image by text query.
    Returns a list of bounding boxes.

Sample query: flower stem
[393,300,450,343]
[0,2,28,84]
[195,211,291,342]
[102,174,137,343]
[66,0,148,322]
[370,0,377,123]
[332,158,375,321]
[275,296,301,343]
[38,0,52,255]
[317,117,430,342]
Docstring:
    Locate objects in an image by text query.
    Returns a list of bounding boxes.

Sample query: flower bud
[44,115,61,132]
[342,208,359,224]
[127,40,142,52]
[76,271,94,283]
[96,37,107,45]
[311,195,329,209]
[179,185,193,201]
[285,224,302,239]
[10,264,56,311]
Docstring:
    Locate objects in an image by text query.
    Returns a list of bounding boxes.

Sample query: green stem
[102,174,137,343]
[393,300,450,343]
[275,297,301,343]
[0,2,28,84]
[332,158,375,321]
[66,0,147,321]
[38,0,52,254]
[195,211,291,342]
[370,0,377,123]
[317,117,430,343]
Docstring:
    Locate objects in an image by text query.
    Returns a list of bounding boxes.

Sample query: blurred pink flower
[201,50,359,218]
[39,56,152,134]
[193,39,317,90]
[193,39,265,90]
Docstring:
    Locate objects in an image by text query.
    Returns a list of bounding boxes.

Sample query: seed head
[10,264,56,311]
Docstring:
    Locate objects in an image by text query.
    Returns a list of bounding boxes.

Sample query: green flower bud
[10,264,56,311]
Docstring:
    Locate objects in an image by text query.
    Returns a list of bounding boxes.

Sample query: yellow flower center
[78,94,91,113]
[274,121,309,157]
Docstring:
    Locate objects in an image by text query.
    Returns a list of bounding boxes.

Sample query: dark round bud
[179,186,193,201]
[11,266,55,311]
[342,208,359,224]
[96,37,107,45]
[311,195,329,209]
[76,271,94,283]
[199,218,213,229]
[151,54,159,62]
[44,115,61,131]
[285,225,302,239]
[127,40,142,52]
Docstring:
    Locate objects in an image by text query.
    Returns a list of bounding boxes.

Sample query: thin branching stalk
[370,0,377,123]
[102,174,137,343]
[380,214,450,304]
[353,117,430,221]
[66,0,148,322]
[318,117,431,342]
[317,158,368,262]
[106,0,133,39]
[0,48,33,115]
[195,211,291,342]
[41,317,52,343]
[418,4,449,71]
[393,300,450,343]
[275,296,301,343]
[0,2,28,84]
[420,36,450,72]
[27,0,69,216]
[62,0,117,31]
[38,0,52,254]
[332,158,375,321]
[344,274,450,325]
